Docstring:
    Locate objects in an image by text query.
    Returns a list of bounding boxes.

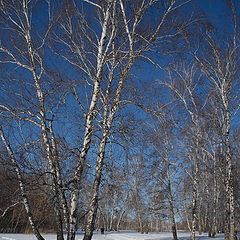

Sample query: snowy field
[0,231,225,240]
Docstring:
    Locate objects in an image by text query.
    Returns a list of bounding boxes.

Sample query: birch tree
[0,2,68,239]
[0,127,45,240]
[194,29,239,240]
[147,114,179,240]
[162,62,206,240]
[54,1,192,239]
[83,0,192,238]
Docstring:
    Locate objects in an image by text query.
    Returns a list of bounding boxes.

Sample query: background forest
[0,1,240,240]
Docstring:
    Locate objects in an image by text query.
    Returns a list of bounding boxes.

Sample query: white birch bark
[195,33,237,240]
[0,1,66,239]
[22,3,65,238]
[167,166,178,240]
[0,127,45,240]
[81,1,187,239]
[116,210,125,232]
[212,155,218,237]
[223,104,235,240]
[68,3,112,239]
[164,65,201,240]
[109,195,116,231]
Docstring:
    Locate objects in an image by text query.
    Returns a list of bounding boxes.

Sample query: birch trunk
[211,153,218,238]
[49,124,70,234]
[116,210,125,231]
[167,165,178,240]
[82,36,134,239]
[198,201,202,235]
[109,196,116,230]
[26,37,64,240]
[68,5,112,239]
[138,214,143,233]
[184,202,191,232]
[83,68,128,239]
[0,127,45,240]
[191,172,198,240]
[191,133,200,240]
[22,2,65,239]
[0,2,66,238]
[224,108,235,240]
[169,198,178,240]
[83,130,109,240]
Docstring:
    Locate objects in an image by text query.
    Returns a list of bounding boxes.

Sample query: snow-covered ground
[0,231,225,240]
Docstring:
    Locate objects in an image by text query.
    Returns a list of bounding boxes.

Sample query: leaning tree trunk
[0,127,45,240]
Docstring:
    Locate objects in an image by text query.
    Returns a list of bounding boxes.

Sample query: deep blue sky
[0,0,240,168]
